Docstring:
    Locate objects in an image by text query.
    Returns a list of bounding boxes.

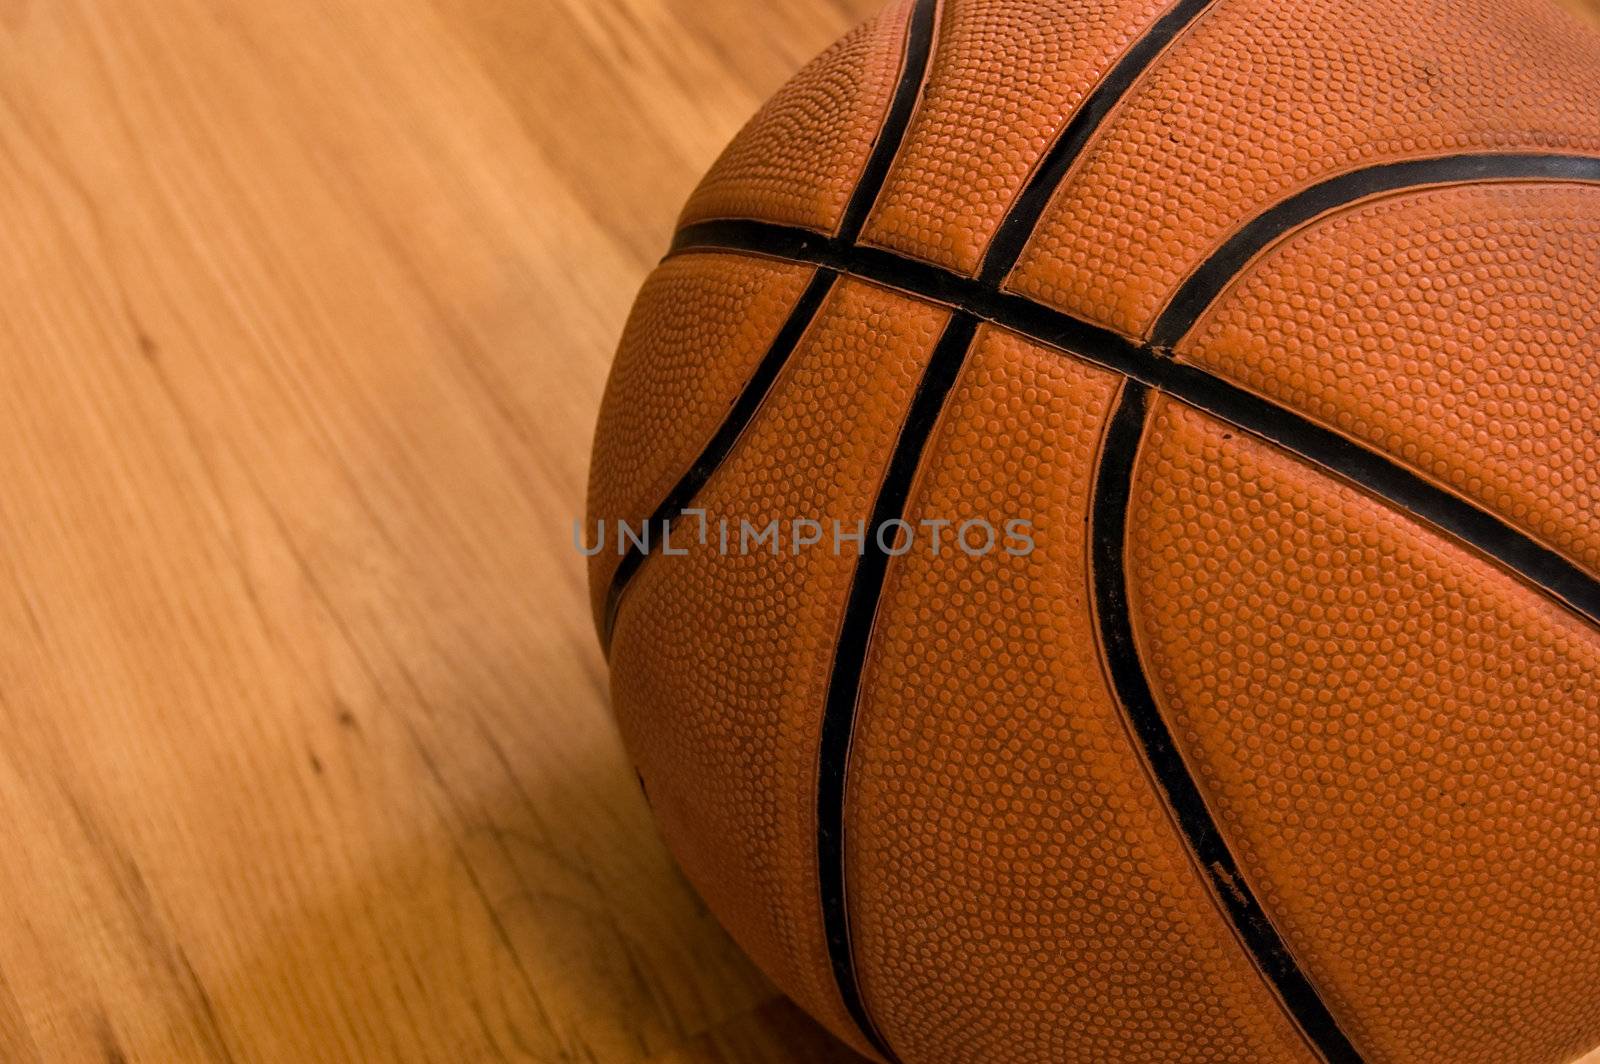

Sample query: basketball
[585,0,1600,1060]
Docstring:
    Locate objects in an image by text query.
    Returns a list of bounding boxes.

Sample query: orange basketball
[586,1,1600,1060]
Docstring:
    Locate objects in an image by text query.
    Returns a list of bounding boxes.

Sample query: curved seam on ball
[837,0,941,245]
[1088,381,1368,1064]
[664,171,1600,633]
[817,312,980,1064]
[977,0,1220,285]
[602,0,942,660]
[610,3,945,1056]
[1150,152,1600,348]
[600,269,838,650]
[813,3,1227,1052]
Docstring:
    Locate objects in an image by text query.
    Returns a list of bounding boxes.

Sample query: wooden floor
[0,0,877,1059]
[0,1,1595,1062]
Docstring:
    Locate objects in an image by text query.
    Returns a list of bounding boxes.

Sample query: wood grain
[0,1,1592,1062]
[0,0,873,1059]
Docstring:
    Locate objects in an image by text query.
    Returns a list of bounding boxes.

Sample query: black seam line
[1151,152,1600,348]
[599,269,838,651]
[837,0,939,244]
[817,311,979,1064]
[605,0,940,657]
[668,218,1600,630]
[1091,383,1365,1064]
[978,0,1216,284]
[819,2,940,1057]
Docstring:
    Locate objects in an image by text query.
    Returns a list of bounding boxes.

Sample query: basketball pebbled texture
[587,253,816,621]
[1007,0,1600,333]
[858,0,1173,271]
[586,0,1600,1061]
[843,331,1316,1064]
[1181,182,1600,577]
[1128,397,1600,1064]
[678,0,917,234]
[609,280,951,1052]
